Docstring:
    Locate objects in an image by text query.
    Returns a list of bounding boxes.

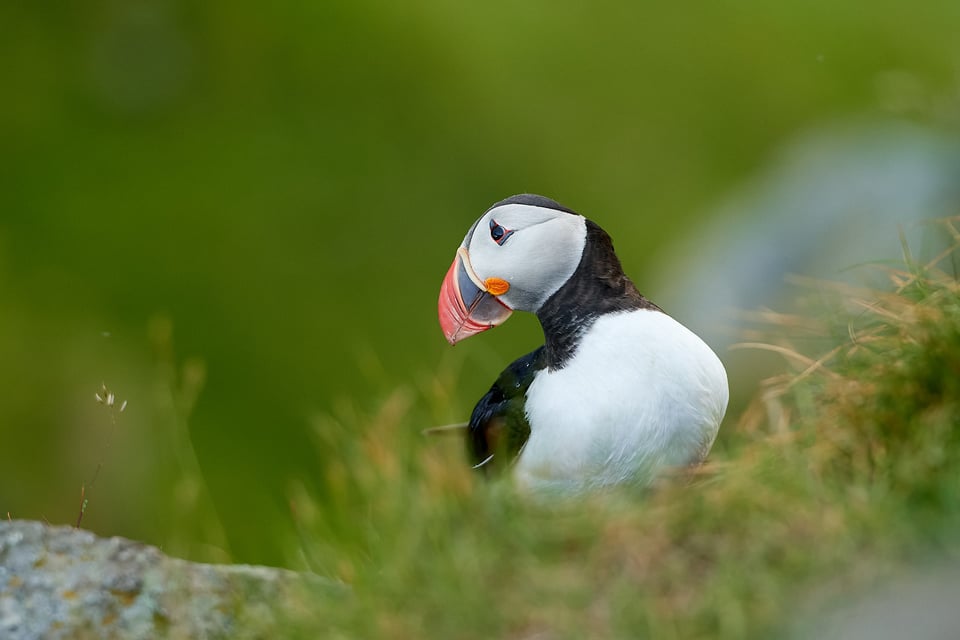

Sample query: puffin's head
[438,194,587,345]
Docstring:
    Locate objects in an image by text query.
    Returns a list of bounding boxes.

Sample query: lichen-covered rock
[0,520,341,639]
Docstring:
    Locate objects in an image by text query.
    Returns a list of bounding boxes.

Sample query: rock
[649,119,960,351]
[0,520,341,639]
[791,563,960,640]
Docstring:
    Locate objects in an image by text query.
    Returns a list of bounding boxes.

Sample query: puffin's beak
[439,247,513,345]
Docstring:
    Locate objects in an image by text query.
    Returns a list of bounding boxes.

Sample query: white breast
[516,309,729,493]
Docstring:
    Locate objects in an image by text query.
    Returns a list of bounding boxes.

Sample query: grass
[276,220,960,638]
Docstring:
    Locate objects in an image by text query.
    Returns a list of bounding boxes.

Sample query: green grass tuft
[286,218,960,638]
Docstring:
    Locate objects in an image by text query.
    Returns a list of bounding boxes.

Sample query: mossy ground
[283,219,960,638]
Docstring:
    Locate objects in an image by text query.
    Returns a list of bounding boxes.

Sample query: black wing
[467,347,546,475]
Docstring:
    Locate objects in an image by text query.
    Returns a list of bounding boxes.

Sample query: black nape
[536,220,660,369]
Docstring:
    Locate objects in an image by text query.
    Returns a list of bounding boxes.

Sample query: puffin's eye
[489,219,514,246]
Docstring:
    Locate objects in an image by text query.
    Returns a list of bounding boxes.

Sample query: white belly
[516,309,729,493]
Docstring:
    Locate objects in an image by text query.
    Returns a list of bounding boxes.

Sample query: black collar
[536,220,660,369]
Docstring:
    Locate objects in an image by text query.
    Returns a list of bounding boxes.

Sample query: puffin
[437,194,729,493]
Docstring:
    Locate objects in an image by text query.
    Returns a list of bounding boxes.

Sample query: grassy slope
[286,220,960,639]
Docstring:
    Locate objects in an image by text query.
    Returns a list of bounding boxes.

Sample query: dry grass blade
[421,422,469,437]
[729,342,843,379]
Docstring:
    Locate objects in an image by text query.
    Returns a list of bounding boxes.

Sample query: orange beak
[438,248,513,345]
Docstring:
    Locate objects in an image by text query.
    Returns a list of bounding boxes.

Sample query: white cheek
[467,211,587,312]
[466,239,504,281]
[506,241,582,308]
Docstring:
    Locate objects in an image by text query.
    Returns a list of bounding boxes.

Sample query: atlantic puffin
[437,194,729,493]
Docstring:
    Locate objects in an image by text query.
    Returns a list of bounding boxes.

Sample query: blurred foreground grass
[277,219,960,638]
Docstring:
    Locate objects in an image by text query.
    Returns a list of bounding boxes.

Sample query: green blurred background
[2,1,958,567]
